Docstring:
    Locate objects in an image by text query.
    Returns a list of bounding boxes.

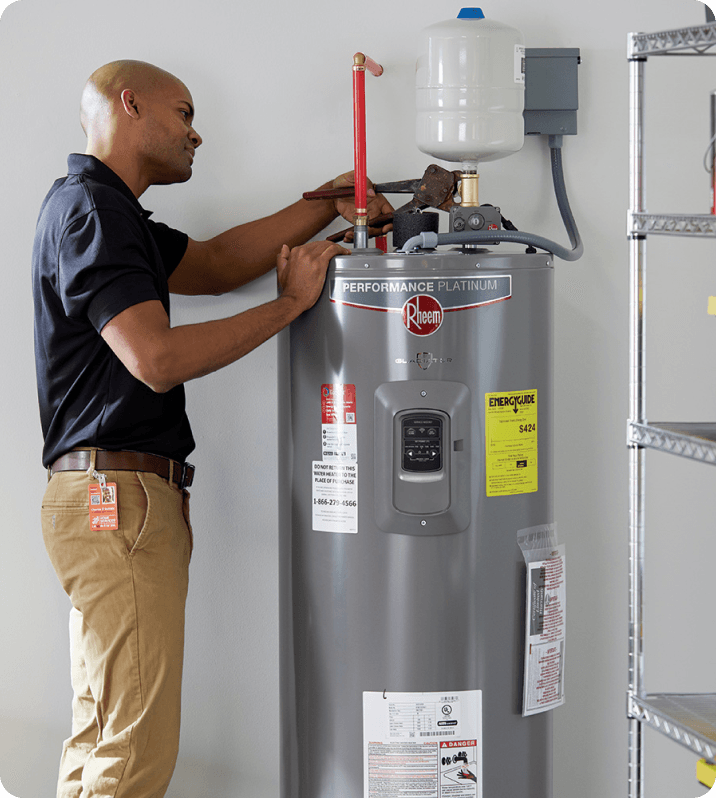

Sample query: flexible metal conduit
[400,135,584,262]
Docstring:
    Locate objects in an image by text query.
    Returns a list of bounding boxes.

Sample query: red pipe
[352,53,383,247]
[353,54,368,221]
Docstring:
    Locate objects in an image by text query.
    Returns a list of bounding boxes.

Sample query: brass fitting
[460,173,480,207]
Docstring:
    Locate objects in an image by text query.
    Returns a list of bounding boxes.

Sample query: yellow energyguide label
[485,389,538,497]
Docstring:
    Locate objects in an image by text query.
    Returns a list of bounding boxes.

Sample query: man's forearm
[123,294,305,394]
[106,241,346,394]
[102,295,305,393]
[170,173,392,298]
[204,184,338,289]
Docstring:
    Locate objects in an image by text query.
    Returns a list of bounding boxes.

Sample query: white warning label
[322,423,357,463]
[364,691,482,798]
[312,461,358,534]
[523,552,566,715]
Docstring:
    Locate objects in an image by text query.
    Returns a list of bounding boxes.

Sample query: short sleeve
[58,208,163,333]
[147,219,189,278]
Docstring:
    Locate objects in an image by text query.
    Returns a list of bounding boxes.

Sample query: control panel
[401,414,444,472]
[393,408,450,516]
[374,380,471,537]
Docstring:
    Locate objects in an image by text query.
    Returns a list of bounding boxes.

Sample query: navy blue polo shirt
[32,154,195,467]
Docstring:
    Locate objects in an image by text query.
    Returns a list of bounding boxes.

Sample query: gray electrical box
[524,47,581,136]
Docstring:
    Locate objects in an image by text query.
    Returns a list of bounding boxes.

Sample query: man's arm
[102,240,347,393]
[167,174,393,296]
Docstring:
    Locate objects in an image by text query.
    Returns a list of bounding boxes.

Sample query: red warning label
[321,384,357,425]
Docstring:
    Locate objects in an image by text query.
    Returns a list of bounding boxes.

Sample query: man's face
[139,78,202,185]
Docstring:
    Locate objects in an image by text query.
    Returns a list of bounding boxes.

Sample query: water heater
[279,9,579,798]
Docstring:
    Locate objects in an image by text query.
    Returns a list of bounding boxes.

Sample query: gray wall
[1,0,715,796]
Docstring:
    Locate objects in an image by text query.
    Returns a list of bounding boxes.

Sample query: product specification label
[523,553,566,715]
[484,389,538,497]
[312,384,358,533]
[364,691,482,798]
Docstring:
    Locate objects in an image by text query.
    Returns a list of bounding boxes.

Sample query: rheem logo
[402,294,444,336]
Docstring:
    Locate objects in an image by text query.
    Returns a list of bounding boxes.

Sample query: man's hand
[332,171,394,237]
[277,240,349,312]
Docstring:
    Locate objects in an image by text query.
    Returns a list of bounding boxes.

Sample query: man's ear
[120,89,140,119]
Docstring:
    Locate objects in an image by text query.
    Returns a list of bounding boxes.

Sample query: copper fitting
[353,52,383,76]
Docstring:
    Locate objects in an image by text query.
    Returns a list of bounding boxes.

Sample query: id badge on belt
[88,470,119,531]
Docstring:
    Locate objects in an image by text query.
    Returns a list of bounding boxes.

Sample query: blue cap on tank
[457,8,485,18]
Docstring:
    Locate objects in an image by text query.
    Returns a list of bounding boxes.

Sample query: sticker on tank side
[484,389,538,497]
[523,553,566,716]
[515,44,526,85]
[312,461,357,533]
[313,384,358,533]
[363,690,482,798]
[330,275,511,312]
[321,383,357,462]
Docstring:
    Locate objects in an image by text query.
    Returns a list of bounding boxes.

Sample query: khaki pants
[41,462,193,798]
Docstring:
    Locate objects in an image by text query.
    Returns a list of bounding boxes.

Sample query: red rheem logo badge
[402,294,444,336]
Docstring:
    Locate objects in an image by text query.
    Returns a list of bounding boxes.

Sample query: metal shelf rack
[629,212,716,237]
[628,422,716,463]
[628,20,716,798]
[629,694,716,762]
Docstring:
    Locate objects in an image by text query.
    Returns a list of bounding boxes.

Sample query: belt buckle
[179,462,195,490]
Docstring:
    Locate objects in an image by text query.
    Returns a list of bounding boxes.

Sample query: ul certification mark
[485,389,538,497]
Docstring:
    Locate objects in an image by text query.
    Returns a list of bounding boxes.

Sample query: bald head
[79,60,201,197]
[80,60,188,135]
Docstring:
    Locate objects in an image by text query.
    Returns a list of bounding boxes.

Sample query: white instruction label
[363,690,482,798]
[312,462,358,534]
[523,553,566,715]
[322,423,357,463]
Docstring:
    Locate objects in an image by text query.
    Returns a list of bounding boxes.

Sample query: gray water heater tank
[279,248,555,798]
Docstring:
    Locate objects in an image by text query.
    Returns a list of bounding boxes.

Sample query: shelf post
[628,47,647,798]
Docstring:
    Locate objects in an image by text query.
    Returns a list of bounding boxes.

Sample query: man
[33,60,391,798]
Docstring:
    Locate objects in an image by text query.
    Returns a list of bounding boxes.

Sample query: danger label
[485,389,538,497]
[441,740,477,748]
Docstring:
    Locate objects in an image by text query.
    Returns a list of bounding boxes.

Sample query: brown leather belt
[48,450,195,489]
